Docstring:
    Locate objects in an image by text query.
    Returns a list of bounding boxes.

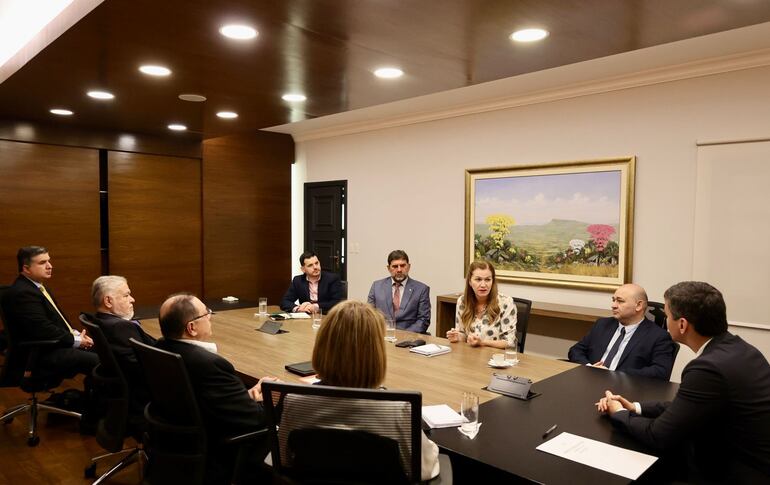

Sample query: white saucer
[488,359,514,368]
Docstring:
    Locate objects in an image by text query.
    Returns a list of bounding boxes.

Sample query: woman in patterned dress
[446,260,517,349]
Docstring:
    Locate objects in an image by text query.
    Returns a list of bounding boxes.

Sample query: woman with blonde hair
[279,300,440,480]
[446,260,517,349]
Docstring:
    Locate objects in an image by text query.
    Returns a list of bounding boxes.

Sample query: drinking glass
[385,318,397,342]
[258,297,268,317]
[312,308,322,330]
[505,337,519,365]
[461,392,479,433]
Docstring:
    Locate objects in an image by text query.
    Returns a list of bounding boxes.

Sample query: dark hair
[299,251,317,266]
[387,250,409,265]
[17,246,48,273]
[159,293,198,339]
[664,281,728,337]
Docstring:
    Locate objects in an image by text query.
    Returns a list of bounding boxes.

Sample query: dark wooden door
[304,181,346,280]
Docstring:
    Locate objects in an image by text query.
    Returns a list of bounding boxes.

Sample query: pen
[542,424,558,439]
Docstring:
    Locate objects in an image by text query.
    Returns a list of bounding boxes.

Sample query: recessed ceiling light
[139,65,171,76]
[216,111,238,119]
[49,108,73,116]
[168,123,187,131]
[87,90,114,100]
[374,67,404,79]
[510,28,549,42]
[282,93,306,102]
[179,94,207,102]
[219,24,258,40]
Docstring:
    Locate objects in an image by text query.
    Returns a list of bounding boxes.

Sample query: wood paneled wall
[108,151,202,306]
[0,140,100,322]
[202,132,294,303]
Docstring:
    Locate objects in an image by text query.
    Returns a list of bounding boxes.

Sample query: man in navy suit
[280,251,344,313]
[568,283,675,380]
[367,250,431,333]
[2,246,98,379]
[597,281,770,483]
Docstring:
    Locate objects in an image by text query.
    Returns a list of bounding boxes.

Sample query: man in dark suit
[597,281,770,483]
[568,283,675,380]
[89,275,156,412]
[156,293,274,483]
[367,249,431,333]
[280,251,344,313]
[1,246,98,379]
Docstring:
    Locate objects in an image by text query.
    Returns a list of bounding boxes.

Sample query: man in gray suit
[367,250,431,334]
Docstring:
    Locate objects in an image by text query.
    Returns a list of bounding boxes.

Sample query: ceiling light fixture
[49,108,73,116]
[179,94,207,102]
[510,28,549,42]
[282,93,306,102]
[374,67,404,79]
[216,111,238,119]
[167,123,187,131]
[139,65,171,76]
[87,90,114,100]
[219,24,258,40]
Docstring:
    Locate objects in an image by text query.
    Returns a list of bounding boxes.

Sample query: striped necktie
[393,282,402,314]
[39,285,75,335]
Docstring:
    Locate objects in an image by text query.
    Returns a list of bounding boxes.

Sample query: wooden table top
[140,306,576,407]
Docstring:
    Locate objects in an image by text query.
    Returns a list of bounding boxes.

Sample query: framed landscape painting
[465,157,635,291]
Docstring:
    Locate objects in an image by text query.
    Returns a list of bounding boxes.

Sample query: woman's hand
[446,329,461,343]
[466,333,482,347]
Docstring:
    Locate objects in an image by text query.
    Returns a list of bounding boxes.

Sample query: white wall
[293,64,770,371]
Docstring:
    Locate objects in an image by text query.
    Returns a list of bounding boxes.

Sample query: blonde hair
[460,260,500,332]
[312,300,387,389]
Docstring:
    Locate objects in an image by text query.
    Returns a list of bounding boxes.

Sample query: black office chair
[130,338,267,485]
[513,297,532,353]
[262,381,452,484]
[646,301,667,330]
[79,314,146,482]
[0,286,82,446]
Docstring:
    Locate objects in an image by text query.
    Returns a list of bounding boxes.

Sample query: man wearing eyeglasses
[156,293,276,483]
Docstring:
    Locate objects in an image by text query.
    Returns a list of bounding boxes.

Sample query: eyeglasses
[189,308,213,323]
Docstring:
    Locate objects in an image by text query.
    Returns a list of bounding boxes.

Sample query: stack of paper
[422,404,466,428]
[410,343,451,357]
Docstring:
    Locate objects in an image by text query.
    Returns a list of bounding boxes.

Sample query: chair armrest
[222,428,268,446]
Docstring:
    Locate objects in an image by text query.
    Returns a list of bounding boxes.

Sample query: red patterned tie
[392,282,401,314]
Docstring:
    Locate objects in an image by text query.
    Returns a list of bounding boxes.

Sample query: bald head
[611,284,648,325]
[158,293,199,339]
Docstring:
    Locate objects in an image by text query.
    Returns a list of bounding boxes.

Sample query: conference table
[140,305,680,483]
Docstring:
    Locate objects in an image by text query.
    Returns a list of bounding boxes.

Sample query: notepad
[422,404,466,428]
[409,343,451,357]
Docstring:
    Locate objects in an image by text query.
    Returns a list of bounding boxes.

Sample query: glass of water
[505,336,519,365]
[461,392,479,433]
[385,318,397,342]
[258,297,268,317]
[312,308,322,330]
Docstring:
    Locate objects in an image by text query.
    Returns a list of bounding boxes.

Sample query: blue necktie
[604,327,626,368]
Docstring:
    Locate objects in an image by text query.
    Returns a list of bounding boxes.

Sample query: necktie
[39,285,75,335]
[603,327,626,368]
[392,282,401,314]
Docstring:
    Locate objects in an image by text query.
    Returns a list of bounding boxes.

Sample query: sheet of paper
[422,404,465,428]
[288,312,311,319]
[536,432,657,480]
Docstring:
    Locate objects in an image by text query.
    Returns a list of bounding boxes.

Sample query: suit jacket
[1,275,74,348]
[156,338,266,442]
[93,312,156,384]
[611,332,770,483]
[568,317,675,380]
[367,277,431,333]
[280,272,344,313]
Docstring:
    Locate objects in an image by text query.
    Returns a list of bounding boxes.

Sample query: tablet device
[285,361,315,377]
[257,320,288,334]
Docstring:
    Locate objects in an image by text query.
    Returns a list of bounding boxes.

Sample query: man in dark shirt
[280,251,344,313]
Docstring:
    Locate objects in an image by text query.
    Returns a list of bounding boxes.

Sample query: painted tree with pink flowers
[587,224,615,264]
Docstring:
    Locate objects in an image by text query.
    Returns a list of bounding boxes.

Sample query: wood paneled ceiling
[2,0,770,141]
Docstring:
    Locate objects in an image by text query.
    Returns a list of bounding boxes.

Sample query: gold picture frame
[465,157,635,291]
